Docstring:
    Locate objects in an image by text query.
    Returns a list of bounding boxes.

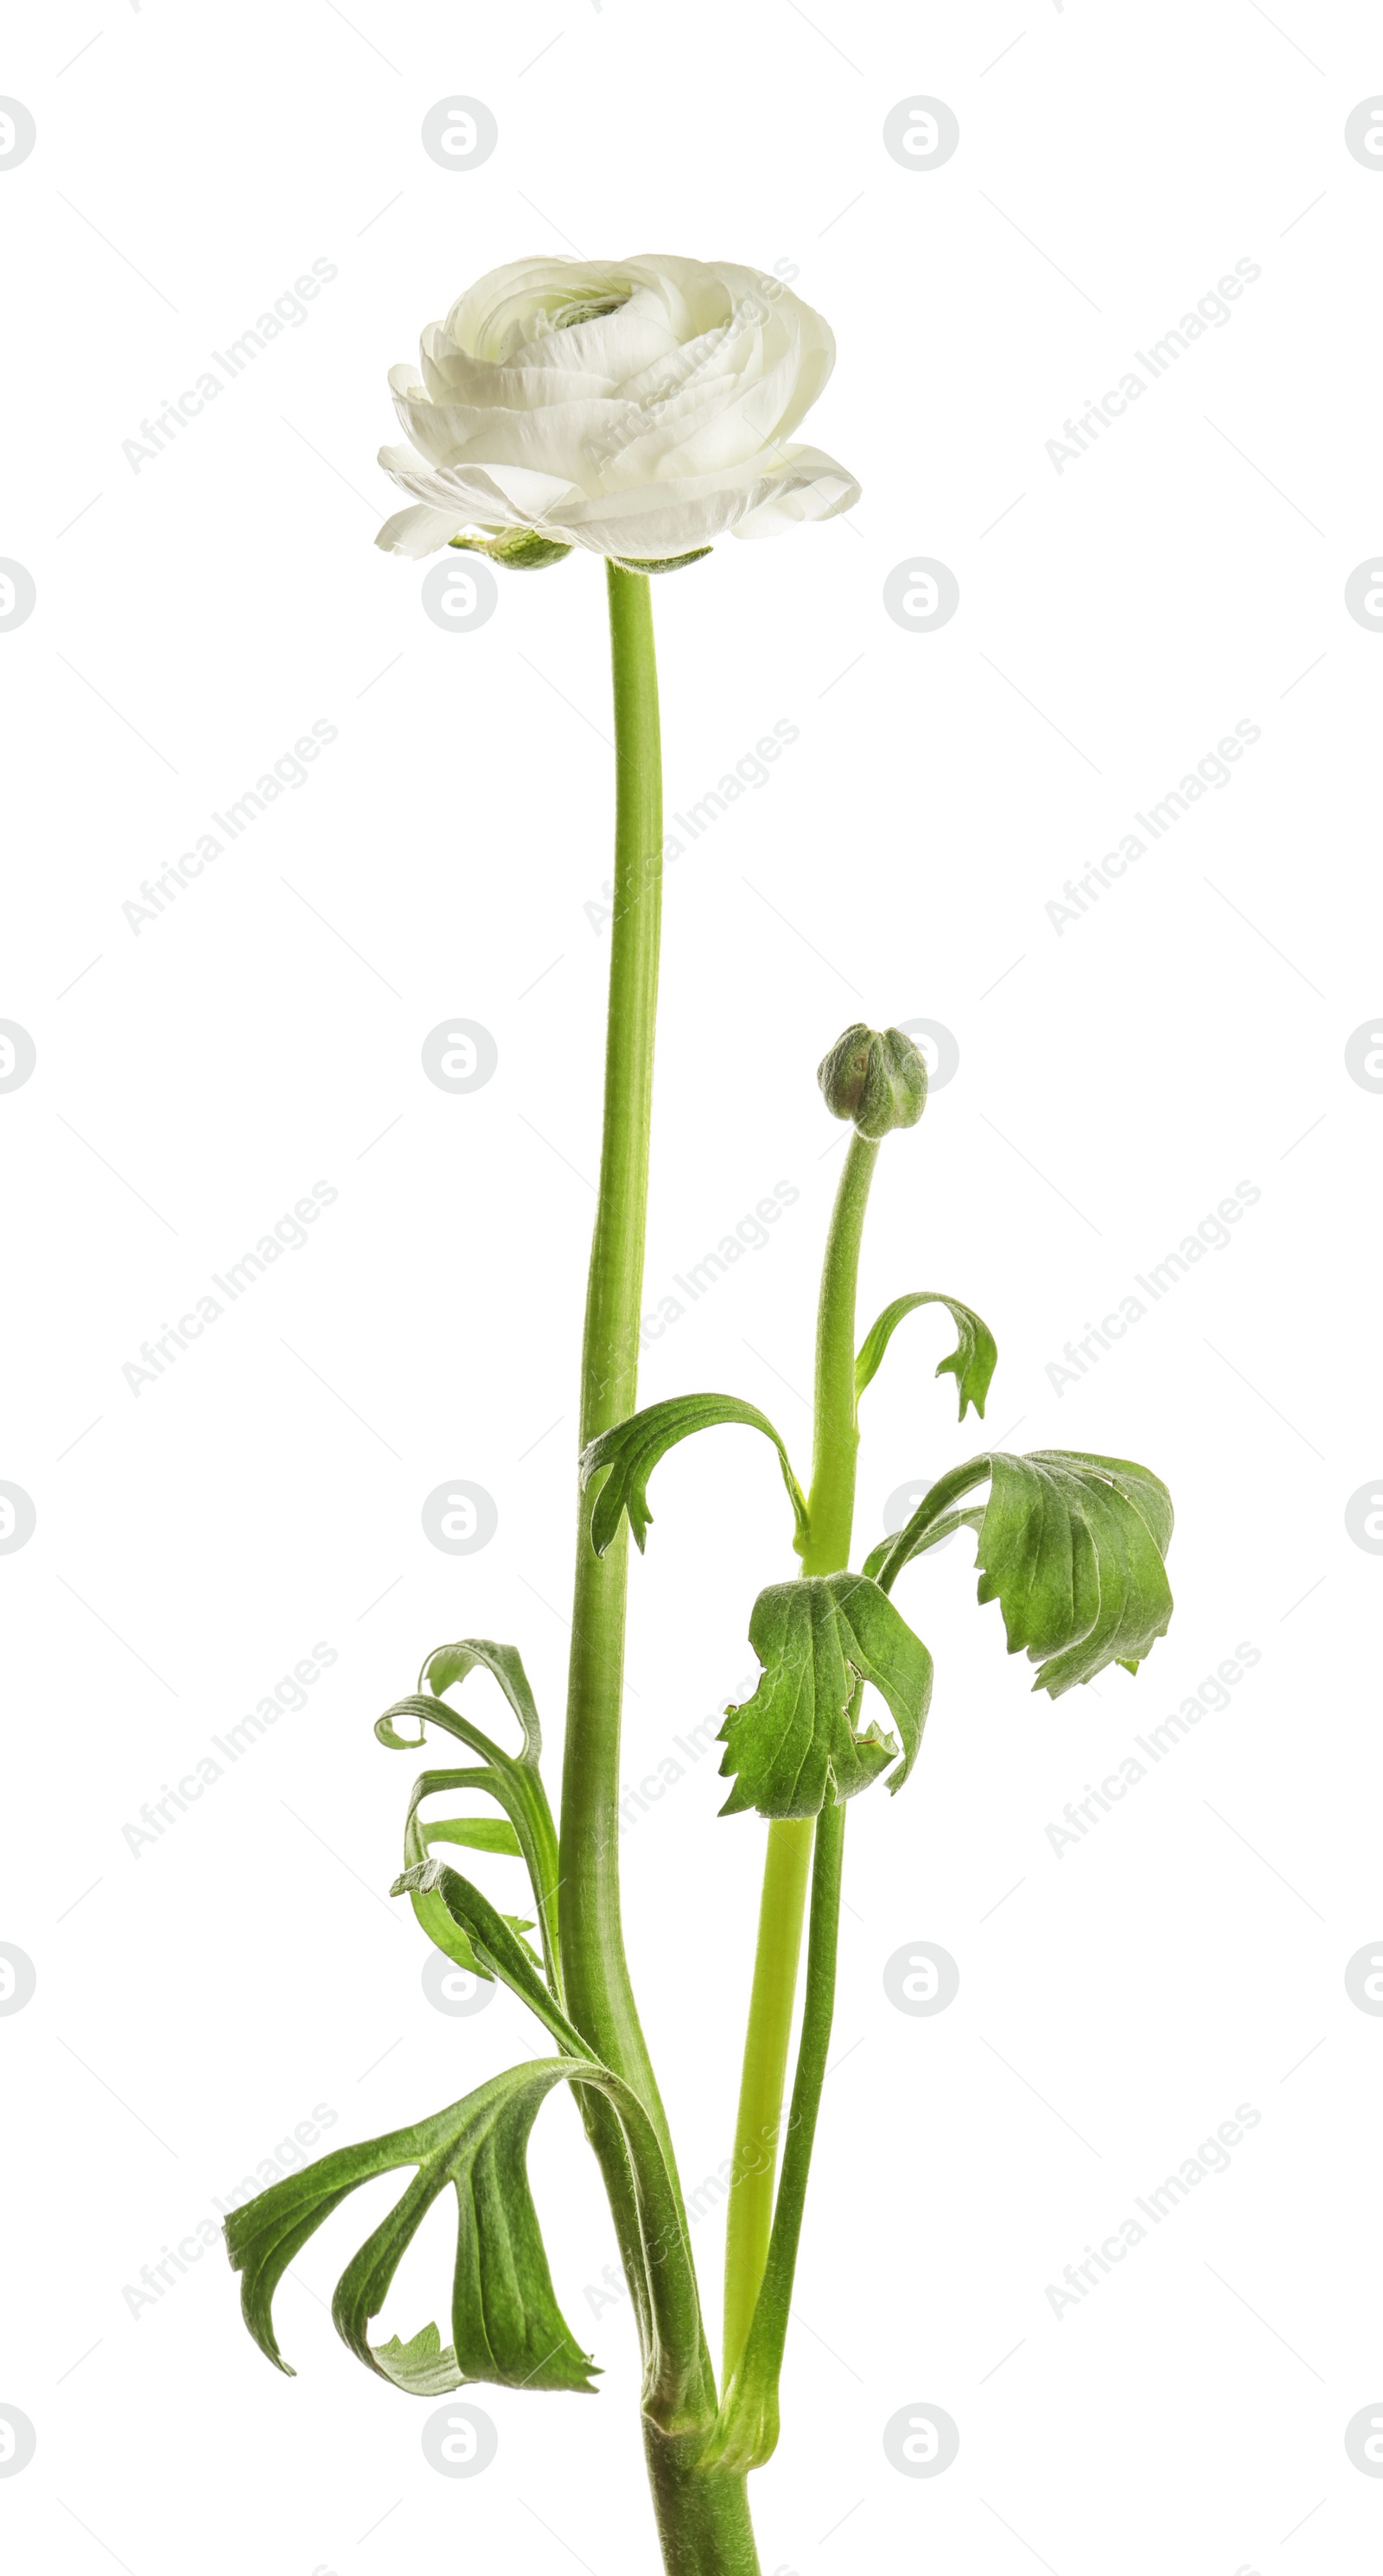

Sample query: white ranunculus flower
[375,254,859,566]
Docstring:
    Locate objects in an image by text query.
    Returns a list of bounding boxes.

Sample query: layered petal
[374,252,859,562]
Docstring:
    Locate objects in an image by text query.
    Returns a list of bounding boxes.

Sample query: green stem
[721,1130,879,2377]
[558,567,723,2477]
[559,563,669,2122]
[708,1797,845,2471]
[721,1816,813,2382]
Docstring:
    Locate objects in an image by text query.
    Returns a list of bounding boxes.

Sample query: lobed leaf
[717,1574,934,1818]
[864,1448,1173,1696]
[225,2067,599,2396]
[579,1394,809,1558]
[855,1292,997,1422]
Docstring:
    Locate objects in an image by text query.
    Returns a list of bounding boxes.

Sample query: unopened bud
[817,1024,927,1140]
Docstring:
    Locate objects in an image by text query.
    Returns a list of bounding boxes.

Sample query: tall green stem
[558,568,754,2561]
[559,565,670,2126]
[722,1131,879,2377]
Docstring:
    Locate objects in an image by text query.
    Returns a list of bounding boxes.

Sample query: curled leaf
[855,1292,997,1422]
[579,1394,809,1558]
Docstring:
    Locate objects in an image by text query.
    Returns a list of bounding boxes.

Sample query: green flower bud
[817,1024,927,1141]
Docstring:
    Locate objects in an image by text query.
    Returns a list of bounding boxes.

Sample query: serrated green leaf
[865,1448,1173,1697]
[225,2066,599,2395]
[579,1393,808,1558]
[855,1292,997,1421]
[717,1574,934,1818]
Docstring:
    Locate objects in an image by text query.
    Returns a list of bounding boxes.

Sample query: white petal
[373,503,471,558]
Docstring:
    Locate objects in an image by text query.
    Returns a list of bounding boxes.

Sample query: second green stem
[722,1130,880,2381]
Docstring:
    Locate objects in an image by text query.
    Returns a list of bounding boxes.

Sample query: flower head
[375,254,859,565]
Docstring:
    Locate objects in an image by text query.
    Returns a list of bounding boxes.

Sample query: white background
[3,3,1382,2572]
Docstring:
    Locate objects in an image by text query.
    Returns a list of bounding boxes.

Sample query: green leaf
[417,1637,544,1769]
[865,1448,1173,1697]
[609,547,712,575]
[399,1770,533,1981]
[579,1393,809,1558]
[374,1643,560,1988]
[393,1858,588,2055]
[717,1574,934,1818]
[855,1292,997,1421]
[225,2065,599,2395]
[425,1816,523,1857]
